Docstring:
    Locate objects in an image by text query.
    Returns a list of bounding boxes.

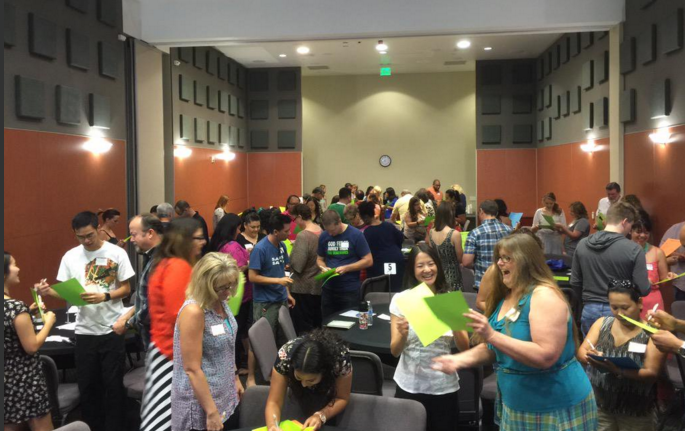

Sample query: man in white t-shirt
[595,182,622,229]
[39,211,135,431]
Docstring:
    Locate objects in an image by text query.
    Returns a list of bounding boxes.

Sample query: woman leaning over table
[172,253,244,431]
[391,243,470,431]
[578,279,665,431]
[433,234,597,431]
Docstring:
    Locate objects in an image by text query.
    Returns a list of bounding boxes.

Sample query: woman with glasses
[173,253,244,431]
[140,218,205,431]
[434,234,597,431]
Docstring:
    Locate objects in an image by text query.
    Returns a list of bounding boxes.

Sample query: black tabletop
[323,305,392,356]
[553,269,573,289]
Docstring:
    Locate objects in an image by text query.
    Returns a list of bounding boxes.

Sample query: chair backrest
[239,386,306,428]
[361,275,391,300]
[545,253,573,268]
[456,366,483,427]
[364,291,397,306]
[349,350,384,396]
[337,393,427,431]
[248,317,278,382]
[40,355,61,418]
[460,266,475,293]
[278,306,297,341]
[56,422,90,431]
[671,301,685,320]
[462,292,480,312]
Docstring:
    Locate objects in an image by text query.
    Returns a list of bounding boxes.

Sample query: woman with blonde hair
[451,184,467,210]
[214,195,230,230]
[433,234,597,431]
[172,253,244,431]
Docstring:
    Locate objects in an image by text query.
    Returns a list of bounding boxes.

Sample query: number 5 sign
[384,263,397,275]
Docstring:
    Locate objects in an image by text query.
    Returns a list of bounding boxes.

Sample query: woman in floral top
[265,329,353,431]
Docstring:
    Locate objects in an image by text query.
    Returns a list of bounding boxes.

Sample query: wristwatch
[104,292,111,302]
[315,411,327,424]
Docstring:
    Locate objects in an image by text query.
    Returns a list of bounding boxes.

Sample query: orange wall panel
[477,149,538,217]
[625,125,685,241]
[174,148,249,233]
[247,152,302,210]
[3,129,127,306]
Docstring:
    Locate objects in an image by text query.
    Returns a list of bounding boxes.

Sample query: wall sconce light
[581,139,598,153]
[83,136,113,154]
[174,145,192,158]
[649,127,671,146]
[213,149,236,162]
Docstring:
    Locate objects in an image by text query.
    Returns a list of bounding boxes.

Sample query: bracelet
[315,411,327,424]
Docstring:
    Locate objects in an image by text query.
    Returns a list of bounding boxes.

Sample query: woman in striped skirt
[140,218,206,431]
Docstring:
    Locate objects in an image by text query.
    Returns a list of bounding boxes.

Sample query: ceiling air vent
[307,65,330,70]
[444,60,467,66]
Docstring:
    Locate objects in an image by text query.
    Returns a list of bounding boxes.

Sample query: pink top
[220,241,253,302]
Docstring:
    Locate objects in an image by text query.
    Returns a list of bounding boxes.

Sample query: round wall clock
[379,155,392,167]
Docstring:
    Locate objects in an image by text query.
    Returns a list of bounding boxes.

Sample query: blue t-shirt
[317,226,371,292]
[249,236,290,303]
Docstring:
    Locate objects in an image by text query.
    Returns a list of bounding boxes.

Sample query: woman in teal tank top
[433,233,597,431]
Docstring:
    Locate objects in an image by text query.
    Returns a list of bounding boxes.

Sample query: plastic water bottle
[367,301,374,327]
[359,301,369,330]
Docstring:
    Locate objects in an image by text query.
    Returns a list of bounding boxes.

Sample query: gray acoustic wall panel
[98,42,119,79]
[66,29,90,70]
[512,124,533,144]
[219,91,228,113]
[278,100,297,119]
[229,95,238,116]
[561,91,570,117]
[572,86,582,113]
[97,0,118,27]
[55,85,81,125]
[179,115,192,140]
[583,102,594,130]
[29,14,57,59]
[277,130,297,149]
[89,94,111,129]
[250,71,270,92]
[662,8,684,54]
[620,38,636,74]
[598,51,609,84]
[639,0,656,9]
[546,85,552,107]
[537,120,544,142]
[595,97,609,128]
[250,130,269,149]
[481,65,502,86]
[15,75,46,120]
[546,51,552,75]
[571,33,581,57]
[561,36,570,64]
[582,32,594,49]
[67,0,89,13]
[178,47,192,63]
[194,81,206,106]
[207,121,218,144]
[638,25,657,65]
[553,44,560,70]
[537,89,544,111]
[217,57,228,80]
[193,48,205,70]
[583,60,594,90]
[237,99,244,118]
[512,95,532,114]
[238,67,246,89]
[481,125,501,144]
[179,75,192,102]
[481,95,501,115]
[554,95,561,119]
[230,126,238,148]
[536,58,544,81]
[250,100,269,120]
[219,123,229,144]
[651,79,671,119]
[5,3,16,47]
[278,71,298,91]
[620,89,636,123]
[206,87,217,110]
[545,117,552,140]
[206,51,217,76]
[238,128,245,148]
[194,118,206,143]
[229,61,238,85]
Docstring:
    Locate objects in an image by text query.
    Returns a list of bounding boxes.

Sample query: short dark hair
[175,200,190,212]
[292,204,313,221]
[4,251,12,277]
[72,211,99,231]
[286,195,300,206]
[138,213,164,235]
[494,199,509,218]
[358,201,376,223]
[606,201,639,225]
[322,210,342,227]
[345,183,353,189]
[268,214,292,234]
[606,182,621,193]
[312,187,324,195]
[99,208,120,222]
[150,205,158,214]
[338,187,351,200]
[355,190,365,201]
[479,200,499,217]
[331,195,340,204]
[241,209,261,226]
[608,279,641,303]
[632,210,653,232]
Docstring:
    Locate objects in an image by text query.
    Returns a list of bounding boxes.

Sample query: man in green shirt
[329,187,352,223]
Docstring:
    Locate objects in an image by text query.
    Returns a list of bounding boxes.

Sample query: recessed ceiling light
[457,40,471,49]
[484,47,493,51]
[379,51,387,55]
[376,40,388,51]
[279,54,287,58]
[297,46,310,55]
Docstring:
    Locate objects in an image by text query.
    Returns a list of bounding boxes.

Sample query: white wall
[302,72,477,199]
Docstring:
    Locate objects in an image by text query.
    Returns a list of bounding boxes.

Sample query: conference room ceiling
[214,33,564,76]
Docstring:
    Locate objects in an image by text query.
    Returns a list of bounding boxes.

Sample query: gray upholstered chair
[460,266,476,293]
[349,350,384,396]
[278,305,297,341]
[55,421,90,431]
[123,366,146,400]
[40,355,80,427]
[248,317,278,383]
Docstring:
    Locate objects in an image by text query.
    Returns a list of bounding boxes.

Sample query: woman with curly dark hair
[264,329,353,430]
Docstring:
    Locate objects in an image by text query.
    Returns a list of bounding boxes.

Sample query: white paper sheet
[57,322,77,331]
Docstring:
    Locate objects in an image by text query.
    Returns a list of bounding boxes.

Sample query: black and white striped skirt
[140,343,173,431]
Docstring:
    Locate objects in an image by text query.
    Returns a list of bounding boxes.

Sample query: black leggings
[395,386,460,431]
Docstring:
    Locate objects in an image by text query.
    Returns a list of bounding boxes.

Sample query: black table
[553,269,573,289]
[323,305,392,357]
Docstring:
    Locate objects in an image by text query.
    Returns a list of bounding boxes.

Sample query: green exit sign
[380,67,392,76]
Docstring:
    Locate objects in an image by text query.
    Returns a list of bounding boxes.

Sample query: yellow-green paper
[542,214,556,228]
[596,213,606,230]
[619,314,658,334]
[284,239,293,256]
[227,272,245,316]
[52,278,88,306]
[252,420,314,431]
[461,232,469,251]
[30,289,46,320]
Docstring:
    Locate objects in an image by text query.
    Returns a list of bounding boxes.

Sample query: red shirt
[148,258,193,359]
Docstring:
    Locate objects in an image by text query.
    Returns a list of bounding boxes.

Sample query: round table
[323,304,392,357]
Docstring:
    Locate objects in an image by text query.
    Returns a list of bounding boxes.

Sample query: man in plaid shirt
[463,200,513,290]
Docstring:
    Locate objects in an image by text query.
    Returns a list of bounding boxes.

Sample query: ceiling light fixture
[457,40,471,49]
[376,40,388,52]
[279,54,287,58]
[484,47,493,51]
[296,46,310,55]
[379,51,387,55]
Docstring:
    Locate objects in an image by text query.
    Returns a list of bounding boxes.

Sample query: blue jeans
[322,289,360,320]
[581,302,613,336]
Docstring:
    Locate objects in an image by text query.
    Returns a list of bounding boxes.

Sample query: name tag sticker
[646,263,654,271]
[504,307,520,322]
[384,263,397,275]
[211,324,226,336]
[628,342,647,354]
[96,258,108,266]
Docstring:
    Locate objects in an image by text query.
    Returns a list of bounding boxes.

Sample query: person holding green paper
[4,251,55,431]
[433,233,597,431]
[38,211,135,431]
[578,279,665,430]
[390,243,469,431]
[403,197,427,242]
[531,192,567,255]
[595,182,622,230]
[555,201,591,259]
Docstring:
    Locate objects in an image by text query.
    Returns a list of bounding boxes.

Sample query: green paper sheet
[252,420,314,431]
[396,283,457,347]
[553,276,570,282]
[596,212,606,231]
[293,225,303,235]
[320,273,340,288]
[315,268,337,281]
[30,288,46,321]
[655,272,685,285]
[542,214,556,228]
[52,278,88,306]
[423,215,435,227]
[619,314,658,334]
[227,272,246,316]
[461,231,469,251]
[284,239,293,256]
[423,291,473,333]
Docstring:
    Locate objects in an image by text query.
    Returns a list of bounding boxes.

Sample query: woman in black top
[98,208,123,246]
[237,210,266,253]
[359,202,405,292]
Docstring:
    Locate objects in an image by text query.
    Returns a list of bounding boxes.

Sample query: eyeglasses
[497,255,512,263]
[214,284,233,293]
[193,236,206,241]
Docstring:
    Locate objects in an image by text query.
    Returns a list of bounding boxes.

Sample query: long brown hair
[215,195,229,210]
[542,192,561,215]
[152,218,202,271]
[408,197,423,222]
